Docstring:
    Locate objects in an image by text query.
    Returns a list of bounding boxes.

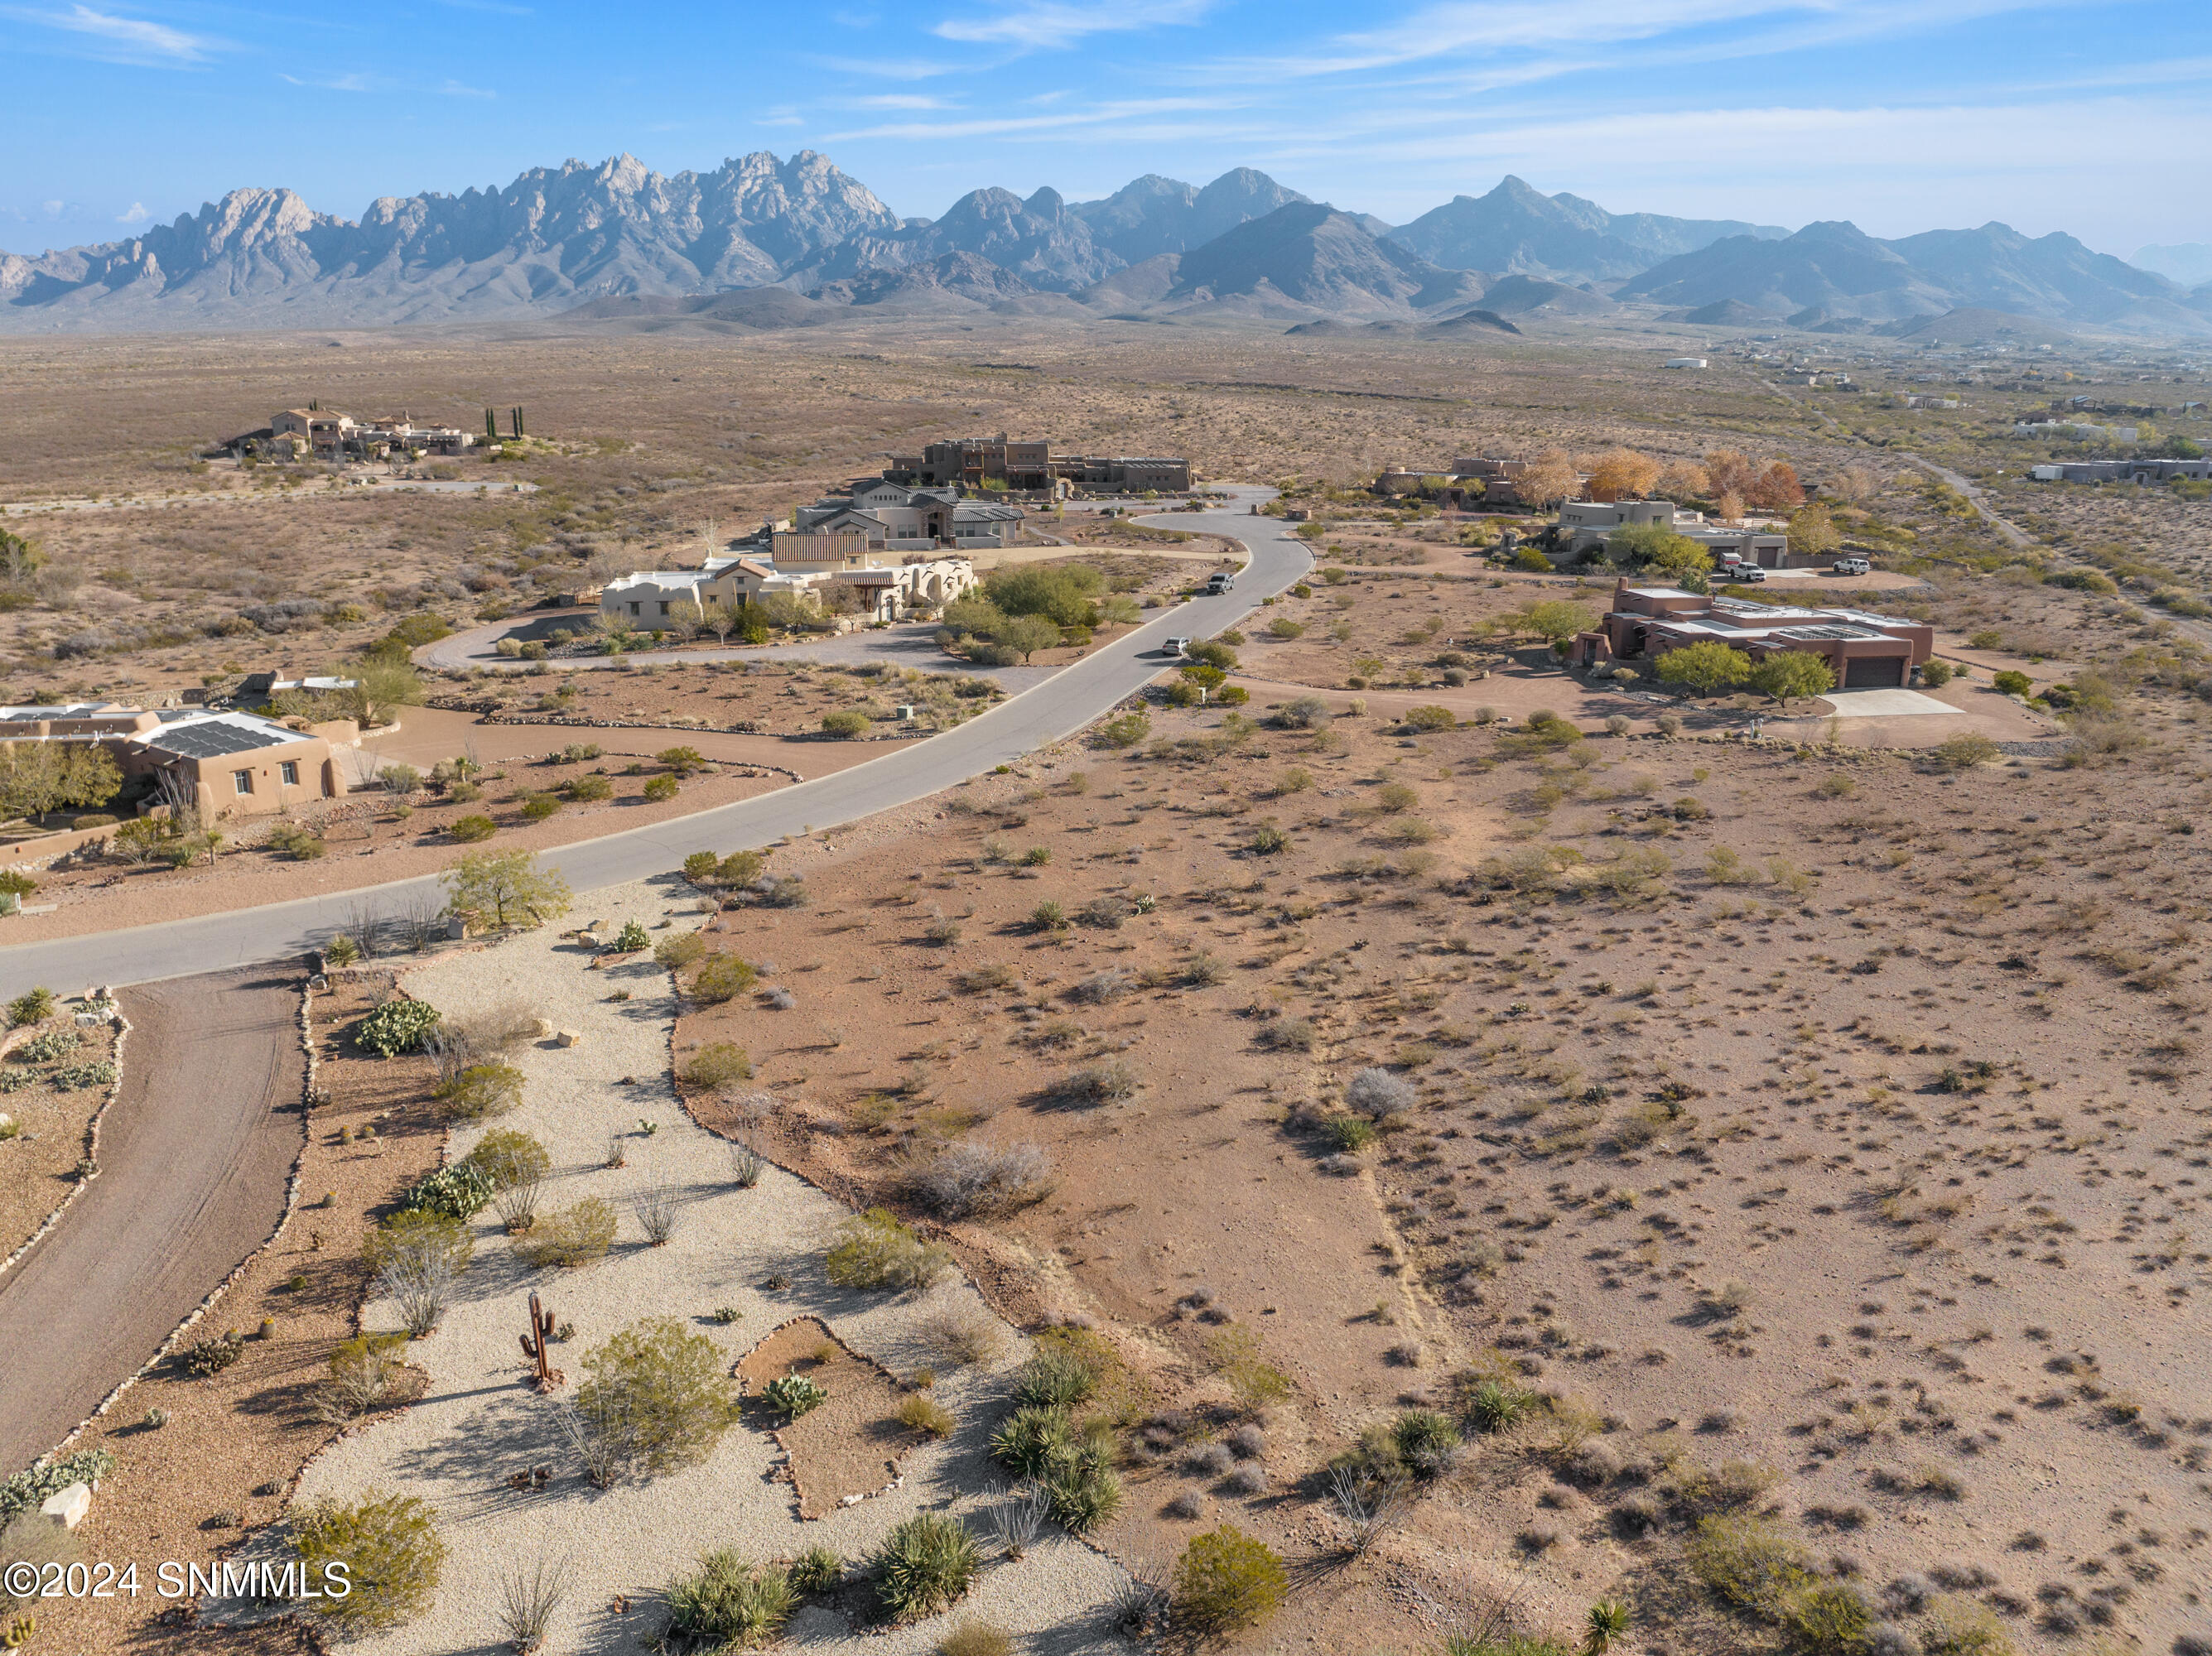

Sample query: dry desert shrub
[515,1196,618,1268]
[908,1140,1056,1219]
[918,1305,1004,1367]
[825,1208,950,1292]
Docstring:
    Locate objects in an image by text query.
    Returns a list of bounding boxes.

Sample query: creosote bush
[825,1208,950,1292]
[1171,1524,1287,1637]
[514,1196,618,1268]
[574,1317,742,1477]
[687,953,759,1004]
[291,1490,446,1631]
[683,1042,754,1089]
[431,1061,523,1123]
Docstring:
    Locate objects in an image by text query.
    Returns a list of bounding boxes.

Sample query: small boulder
[556,1030,584,1048]
[41,1481,90,1530]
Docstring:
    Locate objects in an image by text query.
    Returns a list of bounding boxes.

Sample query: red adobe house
[1572,579,1933,691]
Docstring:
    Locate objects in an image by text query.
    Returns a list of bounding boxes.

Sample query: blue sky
[6,0,2210,261]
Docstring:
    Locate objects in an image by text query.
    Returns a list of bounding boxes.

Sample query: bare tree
[547,1394,623,1488]
[345,902,389,958]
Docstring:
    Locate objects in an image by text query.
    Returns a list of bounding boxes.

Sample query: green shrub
[1094,710,1151,749]
[651,932,706,970]
[763,1374,829,1418]
[448,814,497,843]
[0,1449,114,1527]
[514,1196,618,1268]
[1464,1379,1536,1433]
[1684,1514,1810,1615]
[432,1061,523,1123]
[821,709,871,739]
[395,1163,494,1221]
[874,1512,980,1621]
[1934,732,2001,770]
[1655,640,1752,696]
[937,1623,1012,1656]
[1171,1524,1287,1637]
[825,1208,949,1291]
[716,850,764,886]
[1043,1440,1123,1533]
[1327,1115,1377,1152]
[355,996,440,1057]
[6,988,54,1028]
[683,1042,754,1088]
[787,1546,841,1596]
[460,1128,550,1190]
[687,953,759,1004]
[1919,1595,2015,1655]
[1777,1581,1872,1655]
[898,1394,955,1438]
[656,745,707,776]
[292,1490,445,1630]
[682,850,720,882]
[518,793,561,822]
[663,1551,793,1650]
[1403,704,1455,732]
[1990,669,2031,697]
[1248,823,1289,854]
[990,1405,1077,1478]
[562,773,614,802]
[1918,658,1954,687]
[1014,1347,1098,1411]
[323,934,361,967]
[643,774,680,802]
[576,1317,742,1475]
[1393,1408,1463,1478]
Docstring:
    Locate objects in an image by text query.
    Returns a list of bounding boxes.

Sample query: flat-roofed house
[0,704,352,818]
[1573,579,1932,690]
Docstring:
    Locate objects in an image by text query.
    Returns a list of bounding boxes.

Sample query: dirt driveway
[0,967,306,1471]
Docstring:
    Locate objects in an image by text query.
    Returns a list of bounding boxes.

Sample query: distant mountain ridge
[1,150,2204,336]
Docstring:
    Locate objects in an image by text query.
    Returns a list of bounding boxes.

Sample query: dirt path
[0,967,306,1471]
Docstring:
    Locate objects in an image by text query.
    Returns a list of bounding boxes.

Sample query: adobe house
[1573,580,1932,691]
[0,705,352,819]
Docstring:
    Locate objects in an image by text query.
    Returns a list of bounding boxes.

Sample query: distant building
[884,436,1191,495]
[2027,458,2212,484]
[1569,580,1931,691]
[0,704,353,818]
[1554,499,1791,568]
[221,409,480,462]
[795,478,1024,551]
[1664,358,1708,369]
[2014,420,2140,443]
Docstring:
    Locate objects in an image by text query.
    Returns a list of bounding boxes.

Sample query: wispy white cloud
[934,0,1212,51]
[824,94,1224,142]
[851,93,956,109]
[281,70,372,92]
[12,2,211,63]
[756,105,804,128]
[439,78,495,99]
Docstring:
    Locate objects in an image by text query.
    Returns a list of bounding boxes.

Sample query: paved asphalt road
[0,488,1308,998]
[0,968,305,1471]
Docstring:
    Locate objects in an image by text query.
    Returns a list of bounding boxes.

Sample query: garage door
[1843,656,1906,688]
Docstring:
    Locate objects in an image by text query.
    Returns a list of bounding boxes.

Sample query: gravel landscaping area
[292,878,1127,1655]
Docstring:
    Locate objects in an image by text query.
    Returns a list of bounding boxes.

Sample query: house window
[659,602,670,616]
[280,761,299,787]
[233,770,253,795]
[629,602,641,616]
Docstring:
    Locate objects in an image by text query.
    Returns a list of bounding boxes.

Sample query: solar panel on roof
[144,721,288,758]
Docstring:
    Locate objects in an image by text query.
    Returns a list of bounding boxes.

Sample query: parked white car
[1832,556,1872,575]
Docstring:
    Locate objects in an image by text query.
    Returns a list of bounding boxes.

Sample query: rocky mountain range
[4,149,2208,336]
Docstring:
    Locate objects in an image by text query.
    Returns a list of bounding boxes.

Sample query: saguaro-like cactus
[520,1290,562,1391]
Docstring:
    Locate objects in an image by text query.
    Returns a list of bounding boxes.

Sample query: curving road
[0,488,1308,998]
[0,968,305,1471]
